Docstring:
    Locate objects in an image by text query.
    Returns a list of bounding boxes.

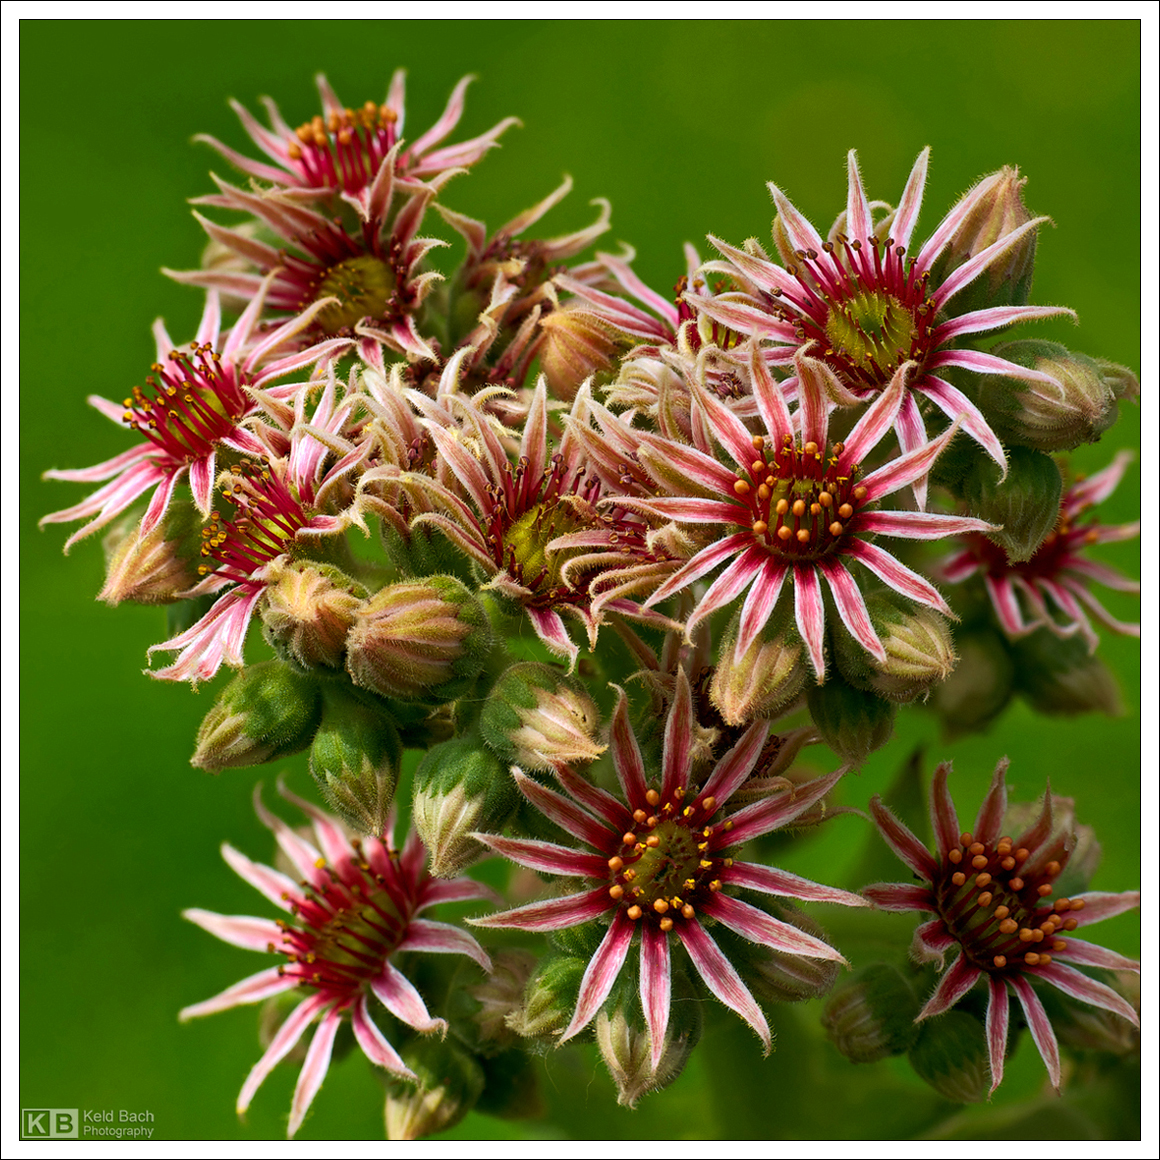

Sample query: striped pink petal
[724,861,869,908]
[371,961,445,1035]
[844,540,951,614]
[237,993,330,1115]
[867,797,939,881]
[179,966,296,1021]
[792,563,826,681]
[288,1006,341,1137]
[475,832,609,879]
[640,925,672,1071]
[397,918,492,972]
[351,994,413,1078]
[717,769,846,851]
[917,953,980,1020]
[511,771,611,851]
[468,886,611,932]
[986,976,1009,1095]
[929,762,962,858]
[819,558,885,662]
[862,882,937,912]
[678,919,771,1052]
[182,909,285,953]
[561,911,635,1042]
[705,893,845,962]
[1010,974,1061,1090]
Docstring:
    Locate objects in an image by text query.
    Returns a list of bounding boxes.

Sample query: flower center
[606,788,732,932]
[313,254,398,333]
[933,830,1085,975]
[730,433,868,561]
[766,234,937,392]
[503,500,590,595]
[122,343,249,462]
[275,839,411,997]
[198,460,313,583]
[287,102,399,194]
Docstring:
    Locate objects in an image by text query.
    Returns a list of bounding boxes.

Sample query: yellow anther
[734,479,751,496]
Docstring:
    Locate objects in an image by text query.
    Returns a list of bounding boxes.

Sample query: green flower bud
[309,686,403,836]
[929,627,1016,737]
[191,660,321,771]
[468,949,539,1049]
[807,673,896,766]
[595,998,699,1108]
[1041,972,1140,1057]
[538,306,624,401]
[960,444,1063,563]
[505,954,586,1042]
[908,1010,991,1103]
[742,903,841,1004]
[1012,629,1122,717]
[384,1037,485,1141]
[929,166,1038,312]
[822,964,921,1063]
[413,735,517,877]
[346,576,492,703]
[709,610,809,726]
[260,558,365,670]
[978,340,1139,452]
[835,593,956,703]
[99,503,203,605]
[479,663,604,771]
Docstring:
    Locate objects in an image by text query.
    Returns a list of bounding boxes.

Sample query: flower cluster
[43,70,1138,1138]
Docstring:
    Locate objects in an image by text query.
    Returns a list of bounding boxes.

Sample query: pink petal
[867,797,939,881]
[685,547,766,637]
[843,540,951,615]
[929,762,961,860]
[661,669,695,801]
[351,994,413,1078]
[972,758,1010,845]
[1070,890,1141,928]
[1010,974,1061,1090]
[862,882,937,912]
[891,148,929,252]
[371,961,445,1035]
[856,510,995,540]
[468,887,611,932]
[735,558,790,660]
[767,182,825,256]
[838,360,909,470]
[845,150,873,244]
[700,721,771,809]
[724,861,869,908]
[288,1007,341,1137]
[819,558,885,663]
[706,893,845,961]
[475,833,609,879]
[1054,938,1140,975]
[644,532,751,608]
[610,688,649,802]
[792,563,826,682]
[986,976,1009,1095]
[511,771,611,852]
[552,763,632,833]
[526,605,579,668]
[717,768,846,850]
[181,909,285,953]
[237,993,329,1115]
[984,574,1031,637]
[678,919,771,1052]
[179,966,296,1021]
[917,953,980,1020]
[933,303,1076,343]
[220,843,301,913]
[561,911,635,1042]
[932,217,1048,310]
[917,374,1006,472]
[895,391,930,510]
[639,925,672,1071]
[396,918,492,972]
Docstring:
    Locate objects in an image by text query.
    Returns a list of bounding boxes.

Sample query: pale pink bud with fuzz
[261,558,365,669]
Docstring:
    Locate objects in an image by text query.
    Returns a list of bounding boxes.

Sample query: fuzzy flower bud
[807,674,897,766]
[99,504,203,605]
[1012,629,1122,717]
[961,444,1063,563]
[505,954,586,1041]
[978,340,1139,452]
[929,165,1038,312]
[190,660,321,771]
[821,963,921,1063]
[346,576,492,703]
[413,736,518,877]
[835,594,956,703]
[309,686,404,836]
[709,612,809,726]
[260,558,365,669]
[1044,972,1140,1057]
[595,999,699,1108]
[908,1010,990,1104]
[384,1037,485,1141]
[742,904,842,1003]
[479,662,604,770]
[538,307,624,401]
[469,950,539,1048]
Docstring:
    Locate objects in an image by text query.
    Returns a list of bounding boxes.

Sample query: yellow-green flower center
[824,289,918,375]
[314,254,397,332]
[504,500,590,594]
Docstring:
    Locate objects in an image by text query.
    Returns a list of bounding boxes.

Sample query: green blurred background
[20,19,1140,1140]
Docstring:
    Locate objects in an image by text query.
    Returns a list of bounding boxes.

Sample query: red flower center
[287,102,400,194]
[274,838,413,999]
[730,433,868,560]
[605,786,731,933]
[933,829,1085,975]
[122,343,249,462]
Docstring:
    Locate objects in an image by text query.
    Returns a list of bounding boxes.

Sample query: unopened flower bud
[930,627,1015,737]
[835,594,956,703]
[505,954,586,1041]
[930,166,1038,312]
[908,1009,990,1103]
[1012,628,1122,717]
[538,307,623,400]
[595,999,699,1108]
[1043,971,1140,1057]
[413,735,518,877]
[384,1037,485,1141]
[99,503,203,605]
[978,340,1139,452]
[807,674,896,766]
[469,950,539,1048]
[260,558,365,669]
[1001,791,1101,896]
[960,444,1063,563]
[479,663,604,770]
[710,612,808,726]
[309,686,404,836]
[822,964,921,1063]
[191,660,321,771]
[346,576,492,703]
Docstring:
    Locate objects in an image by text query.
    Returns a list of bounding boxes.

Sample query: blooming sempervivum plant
[181,785,493,1138]
[148,376,367,682]
[864,759,1139,1093]
[471,672,867,1063]
[40,284,350,551]
[941,450,1140,649]
[700,149,1075,479]
[626,347,993,679]
[197,72,518,213]
[404,374,678,666]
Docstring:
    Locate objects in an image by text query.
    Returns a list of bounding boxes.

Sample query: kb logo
[22,1109,78,1138]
